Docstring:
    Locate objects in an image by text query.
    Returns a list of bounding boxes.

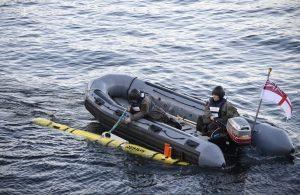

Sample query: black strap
[218,99,227,117]
[126,77,138,97]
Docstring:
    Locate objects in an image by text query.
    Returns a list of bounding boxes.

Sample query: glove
[124,117,131,124]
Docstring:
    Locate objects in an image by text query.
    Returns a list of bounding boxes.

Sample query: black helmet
[128,89,142,101]
[212,86,225,99]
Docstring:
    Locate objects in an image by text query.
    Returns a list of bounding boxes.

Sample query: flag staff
[252,68,272,130]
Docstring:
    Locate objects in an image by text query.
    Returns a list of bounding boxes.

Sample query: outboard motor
[226,117,251,145]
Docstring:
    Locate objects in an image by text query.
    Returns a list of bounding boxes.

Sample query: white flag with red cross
[261,80,292,119]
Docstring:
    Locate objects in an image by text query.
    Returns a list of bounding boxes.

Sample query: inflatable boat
[84,74,295,168]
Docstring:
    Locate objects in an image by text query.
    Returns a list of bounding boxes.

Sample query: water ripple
[0,0,299,194]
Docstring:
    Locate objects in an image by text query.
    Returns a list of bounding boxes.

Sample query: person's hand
[210,116,215,121]
[124,117,131,124]
[127,106,131,112]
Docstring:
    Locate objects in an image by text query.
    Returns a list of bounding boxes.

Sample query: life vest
[209,98,227,118]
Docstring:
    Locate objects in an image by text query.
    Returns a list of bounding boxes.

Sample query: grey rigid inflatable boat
[84,74,294,168]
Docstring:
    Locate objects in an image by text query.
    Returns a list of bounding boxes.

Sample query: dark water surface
[1,0,299,194]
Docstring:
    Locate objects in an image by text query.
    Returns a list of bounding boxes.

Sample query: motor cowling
[226,117,251,145]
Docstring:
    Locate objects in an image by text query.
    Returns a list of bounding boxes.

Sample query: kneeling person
[124,89,182,130]
[197,86,239,136]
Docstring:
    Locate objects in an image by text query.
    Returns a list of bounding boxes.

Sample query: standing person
[196,86,239,136]
[124,89,182,130]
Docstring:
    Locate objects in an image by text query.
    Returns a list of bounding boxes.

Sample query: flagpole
[252,68,272,130]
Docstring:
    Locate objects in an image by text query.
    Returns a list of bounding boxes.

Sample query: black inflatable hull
[84,74,294,167]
